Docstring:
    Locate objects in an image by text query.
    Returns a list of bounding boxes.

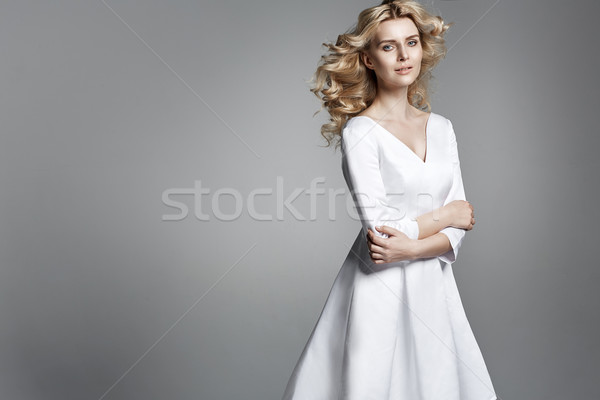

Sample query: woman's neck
[367,88,417,121]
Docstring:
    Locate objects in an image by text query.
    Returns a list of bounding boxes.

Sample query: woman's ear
[361,51,374,70]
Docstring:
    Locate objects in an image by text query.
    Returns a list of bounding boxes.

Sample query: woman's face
[361,17,423,89]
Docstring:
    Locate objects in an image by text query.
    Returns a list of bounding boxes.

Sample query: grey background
[1,0,598,399]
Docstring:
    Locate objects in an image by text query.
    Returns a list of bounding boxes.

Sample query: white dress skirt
[282,112,498,400]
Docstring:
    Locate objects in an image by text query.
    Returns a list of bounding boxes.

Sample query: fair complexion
[358,17,475,264]
[367,200,475,264]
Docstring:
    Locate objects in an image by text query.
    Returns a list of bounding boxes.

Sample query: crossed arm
[342,118,472,265]
[366,200,474,264]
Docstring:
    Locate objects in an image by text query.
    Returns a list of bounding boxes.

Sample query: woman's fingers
[368,242,386,257]
[367,228,388,246]
[466,217,475,230]
[376,225,403,236]
[366,229,388,260]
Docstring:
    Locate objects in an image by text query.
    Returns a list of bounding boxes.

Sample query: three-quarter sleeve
[341,123,420,241]
[438,119,467,264]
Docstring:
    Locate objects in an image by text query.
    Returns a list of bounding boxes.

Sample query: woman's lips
[395,67,412,74]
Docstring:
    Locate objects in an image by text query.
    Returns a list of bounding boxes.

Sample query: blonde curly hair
[309,0,452,149]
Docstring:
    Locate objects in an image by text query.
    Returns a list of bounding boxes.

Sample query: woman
[282,1,497,399]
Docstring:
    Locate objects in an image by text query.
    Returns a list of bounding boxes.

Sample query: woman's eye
[382,44,393,51]
[408,40,418,46]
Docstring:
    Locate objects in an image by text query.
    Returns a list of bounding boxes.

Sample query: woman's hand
[443,200,475,230]
[366,226,418,264]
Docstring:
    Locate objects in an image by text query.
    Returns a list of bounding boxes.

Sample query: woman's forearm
[411,232,453,260]
[367,203,467,264]
[415,206,452,240]
[367,224,457,264]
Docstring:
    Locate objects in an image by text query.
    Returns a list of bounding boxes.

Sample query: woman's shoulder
[428,112,460,151]
[428,111,456,139]
[341,115,379,141]
[340,116,380,154]
[428,111,452,128]
[344,114,376,131]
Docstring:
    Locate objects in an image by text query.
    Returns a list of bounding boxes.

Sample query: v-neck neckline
[355,112,433,164]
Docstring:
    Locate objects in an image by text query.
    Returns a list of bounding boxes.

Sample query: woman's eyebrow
[376,34,420,45]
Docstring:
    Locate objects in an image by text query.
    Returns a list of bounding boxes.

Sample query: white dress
[282,112,497,400]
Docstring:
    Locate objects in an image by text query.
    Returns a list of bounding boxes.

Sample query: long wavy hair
[309,0,452,150]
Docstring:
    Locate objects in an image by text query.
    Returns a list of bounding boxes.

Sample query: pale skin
[358,17,475,264]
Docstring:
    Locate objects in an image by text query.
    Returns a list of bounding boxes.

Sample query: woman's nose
[397,46,408,60]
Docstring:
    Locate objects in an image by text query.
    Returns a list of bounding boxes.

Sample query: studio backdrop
[1,1,598,399]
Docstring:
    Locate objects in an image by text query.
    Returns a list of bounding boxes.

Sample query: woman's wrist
[439,205,454,229]
[410,233,454,261]
[409,239,422,260]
